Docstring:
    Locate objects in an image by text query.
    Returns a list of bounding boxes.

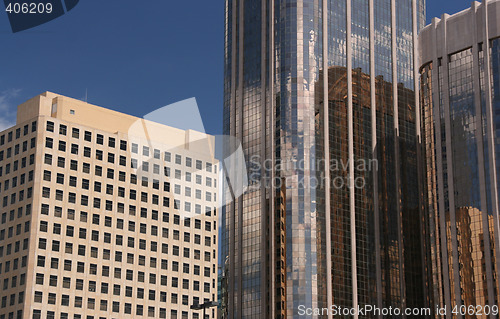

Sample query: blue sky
[0,0,474,135]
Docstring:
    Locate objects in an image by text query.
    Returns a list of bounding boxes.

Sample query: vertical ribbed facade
[222,0,426,318]
[419,1,500,317]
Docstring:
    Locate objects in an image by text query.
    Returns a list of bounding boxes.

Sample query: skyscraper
[0,92,219,319]
[222,0,426,318]
[419,0,500,315]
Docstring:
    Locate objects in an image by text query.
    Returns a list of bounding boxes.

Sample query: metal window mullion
[413,0,429,307]
[440,14,463,316]
[260,0,268,316]
[323,0,333,317]
[268,0,276,317]
[482,1,500,306]
[237,0,245,316]
[369,0,383,313]
[346,0,358,316]
[228,0,238,317]
[470,2,496,311]
[431,17,452,319]
[390,0,406,312]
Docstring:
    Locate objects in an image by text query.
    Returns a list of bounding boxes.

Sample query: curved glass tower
[419,1,500,315]
[222,0,426,318]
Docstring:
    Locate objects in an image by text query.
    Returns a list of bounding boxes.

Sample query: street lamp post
[190,300,218,319]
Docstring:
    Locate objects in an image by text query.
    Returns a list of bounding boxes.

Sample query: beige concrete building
[0,92,219,319]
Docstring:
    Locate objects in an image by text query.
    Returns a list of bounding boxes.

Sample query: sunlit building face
[0,93,220,319]
[419,1,500,315]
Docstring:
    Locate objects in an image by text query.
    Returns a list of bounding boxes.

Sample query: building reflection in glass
[419,2,500,316]
[222,0,426,318]
[316,66,424,316]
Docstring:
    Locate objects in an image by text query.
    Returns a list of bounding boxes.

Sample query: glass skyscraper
[419,1,500,315]
[222,0,426,317]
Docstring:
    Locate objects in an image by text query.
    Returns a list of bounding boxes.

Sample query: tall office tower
[0,92,219,319]
[419,1,500,315]
[222,0,426,318]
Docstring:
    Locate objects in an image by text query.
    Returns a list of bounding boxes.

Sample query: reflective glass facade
[223,0,426,318]
[419,1,500,316]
